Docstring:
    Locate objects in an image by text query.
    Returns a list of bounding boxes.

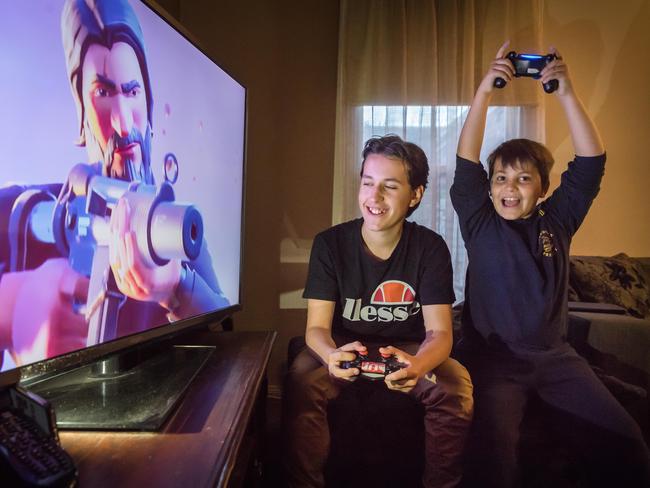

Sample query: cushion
[569,253,650,319]
[567,282,580,302]
[637,258,650,293]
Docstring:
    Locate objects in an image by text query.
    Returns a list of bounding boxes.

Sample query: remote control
[0,408,77,487]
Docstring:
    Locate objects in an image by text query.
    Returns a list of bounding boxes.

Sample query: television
[0,0,246,430]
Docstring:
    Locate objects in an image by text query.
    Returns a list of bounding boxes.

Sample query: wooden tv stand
[59,329,276,487]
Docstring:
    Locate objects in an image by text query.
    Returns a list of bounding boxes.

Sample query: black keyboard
[0,409,77,487]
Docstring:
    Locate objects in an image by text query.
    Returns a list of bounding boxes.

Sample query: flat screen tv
[0,0,246,430]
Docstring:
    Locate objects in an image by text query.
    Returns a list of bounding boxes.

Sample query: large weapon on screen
[8,164,204,346]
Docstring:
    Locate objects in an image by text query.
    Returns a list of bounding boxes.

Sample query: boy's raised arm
[540,49,604,157]
[457,42,514,163]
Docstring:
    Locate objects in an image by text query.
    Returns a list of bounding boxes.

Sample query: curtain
[333,0,544,300]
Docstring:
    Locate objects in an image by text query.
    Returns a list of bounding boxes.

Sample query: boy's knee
[285,352,339,409]
[440,358,474,415]
[419,358,474,421]
[287,348,324,385]
[286,366,328,400]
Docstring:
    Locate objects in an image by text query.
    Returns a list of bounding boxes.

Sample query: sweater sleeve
[449,155,493,243]
[543,153,606,237]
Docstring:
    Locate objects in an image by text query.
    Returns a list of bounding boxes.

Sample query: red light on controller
[361,362,386,374]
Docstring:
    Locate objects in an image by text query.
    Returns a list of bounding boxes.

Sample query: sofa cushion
[569,310,650,377]
[567,282,580,302]
[569,254,650,319]
[637,258,650,292]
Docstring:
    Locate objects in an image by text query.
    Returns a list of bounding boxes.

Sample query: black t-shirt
[303,219,455,343]
[450,153,606,350]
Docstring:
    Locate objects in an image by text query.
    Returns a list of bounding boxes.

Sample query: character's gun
[8,164,204,346]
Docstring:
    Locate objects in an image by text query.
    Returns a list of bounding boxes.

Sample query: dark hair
[360,134,429,217]
[62,0,153,147]
[487,139,554,194]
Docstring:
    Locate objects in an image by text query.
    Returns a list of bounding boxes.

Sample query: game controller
[494,51,559,93]
[340,350,407,381]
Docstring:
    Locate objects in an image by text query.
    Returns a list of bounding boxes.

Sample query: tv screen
[0,0,245,403]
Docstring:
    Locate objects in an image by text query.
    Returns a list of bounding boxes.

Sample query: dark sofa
[284,254,650,486]
[566,254,650,442]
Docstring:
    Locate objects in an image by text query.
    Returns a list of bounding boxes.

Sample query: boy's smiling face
[490,157,544,220]
[358,154,422,233]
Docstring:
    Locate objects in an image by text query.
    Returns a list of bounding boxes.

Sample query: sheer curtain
[333,0,545,300]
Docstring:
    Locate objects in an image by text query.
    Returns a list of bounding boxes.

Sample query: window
[357,105,535,300]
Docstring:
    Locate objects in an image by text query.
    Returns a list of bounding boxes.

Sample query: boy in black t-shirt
[283,135,473,488]
[451,42,649,486]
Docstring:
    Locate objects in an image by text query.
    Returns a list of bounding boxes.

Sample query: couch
[458,254,650,485]
[567,253,650,441]
[284,254,649,486]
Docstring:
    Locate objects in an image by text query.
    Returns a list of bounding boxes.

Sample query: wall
[156,0,340,393]
[544,0,650,256]
[155,0,650,392]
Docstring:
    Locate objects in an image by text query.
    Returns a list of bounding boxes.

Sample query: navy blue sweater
[450,153,606,350]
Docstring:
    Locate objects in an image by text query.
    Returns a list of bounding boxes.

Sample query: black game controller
[494,51,559,93]
[340,351,407,381]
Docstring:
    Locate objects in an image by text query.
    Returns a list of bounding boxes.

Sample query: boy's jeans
[282,340,473,488]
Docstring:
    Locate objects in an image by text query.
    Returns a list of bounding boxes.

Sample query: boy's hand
[477,41,515,96]
[381,345,423,394]
[540,47,574,97]
[328,341,367,381]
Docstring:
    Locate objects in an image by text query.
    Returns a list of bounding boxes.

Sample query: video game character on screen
[0,0,229,370]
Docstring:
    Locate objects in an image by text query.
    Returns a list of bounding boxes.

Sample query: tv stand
[25,343,215,430]
[55,330,275,487]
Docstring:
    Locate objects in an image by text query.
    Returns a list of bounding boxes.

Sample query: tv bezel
[0,0,248,388]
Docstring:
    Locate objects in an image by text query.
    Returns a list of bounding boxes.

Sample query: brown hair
[361,134,429,217]
[487,139,554,193]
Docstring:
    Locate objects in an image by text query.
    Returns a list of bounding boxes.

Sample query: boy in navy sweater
[451,42,649,487]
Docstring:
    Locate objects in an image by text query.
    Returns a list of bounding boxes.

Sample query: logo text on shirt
[342,280,421,322]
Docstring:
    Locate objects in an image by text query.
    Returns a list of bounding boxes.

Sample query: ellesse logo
[371,280,416,305]
[342,280,421,323]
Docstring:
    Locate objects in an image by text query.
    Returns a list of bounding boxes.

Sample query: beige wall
[157,0,340,392]
[157,0,649,391]
[544,0,650,256]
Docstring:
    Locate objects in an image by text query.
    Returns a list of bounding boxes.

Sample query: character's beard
[84,121,154,184]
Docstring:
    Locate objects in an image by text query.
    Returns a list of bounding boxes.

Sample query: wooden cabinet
[59,330,276,487]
